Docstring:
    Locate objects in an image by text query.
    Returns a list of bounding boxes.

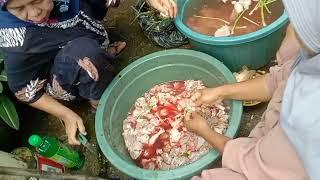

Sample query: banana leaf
[0,94,19,130]
[0,70,7,93]
[1,69,6,77]
[0,75,7,81]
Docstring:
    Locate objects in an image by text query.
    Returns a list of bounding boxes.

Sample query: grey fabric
[283,0,320,53]
[281,0,320,179]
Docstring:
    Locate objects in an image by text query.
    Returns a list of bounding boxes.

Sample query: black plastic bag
[133,0,188,48]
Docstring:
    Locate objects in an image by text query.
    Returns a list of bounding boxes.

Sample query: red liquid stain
[133,81,187,169]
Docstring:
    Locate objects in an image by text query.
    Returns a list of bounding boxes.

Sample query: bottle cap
[28,135,43,147]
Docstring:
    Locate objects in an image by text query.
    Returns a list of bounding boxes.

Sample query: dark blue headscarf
[0,0,80,28]
[0,0,32,28]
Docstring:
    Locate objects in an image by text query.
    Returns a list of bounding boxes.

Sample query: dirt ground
[19,0,268,179]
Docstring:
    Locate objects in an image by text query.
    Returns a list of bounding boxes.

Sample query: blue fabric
[281,0,320,179]
[281,54,320,180]
[0,9,32,28]
[3,24,111,103]
[0,0,80,28]
[50,36,115,101]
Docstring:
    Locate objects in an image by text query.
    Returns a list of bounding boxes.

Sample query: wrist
[212,85,229,100]
[57,108,75,121]
[196,126,213,138]
[217,84,234,100]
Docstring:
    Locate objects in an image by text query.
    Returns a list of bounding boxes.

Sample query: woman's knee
[57,37,103,60]
[54,36,114,80]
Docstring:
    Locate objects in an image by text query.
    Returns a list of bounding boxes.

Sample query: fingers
[184,111,193,122]
[161,0,175,18]
[67,129,80,145]
[170,0,178,18]
[66,120,86,145]
[69,119,87,145]
[190,91,201,101]
[77,119,87,135]
[153,1,168,16]
[191,91,202,106]
[192,112,202,120]
[188,101,197,107]
[148,0,178,18]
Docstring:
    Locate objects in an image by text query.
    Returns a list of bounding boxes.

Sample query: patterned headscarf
[0,0,32,28]
[0,0,80,28]
[281,0,320,179]
[0,0,109,48]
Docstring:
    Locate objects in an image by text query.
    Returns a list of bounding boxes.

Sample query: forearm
[200,127,231,154]
[30,93,86,145]
[30,93,74,120]
[220,75,271,102]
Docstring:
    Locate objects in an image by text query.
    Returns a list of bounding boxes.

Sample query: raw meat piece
[214,25,231,37]
[122,80,229,170]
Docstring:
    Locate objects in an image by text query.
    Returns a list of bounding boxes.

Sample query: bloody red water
[124,80,230,170]
[123,80,229,170]
[135,131,171,167]
[132,81,186,168]
[184,0,284,36]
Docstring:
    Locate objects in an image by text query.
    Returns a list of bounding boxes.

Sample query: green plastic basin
[96,49,243,179]
[175,0,289,72]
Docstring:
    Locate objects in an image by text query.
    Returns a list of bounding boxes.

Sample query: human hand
[184,112,210,136]
[147,0,178,18]
[61,112,87,145]
[191,87,225,107]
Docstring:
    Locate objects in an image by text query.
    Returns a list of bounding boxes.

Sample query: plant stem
[146,21,162,31]
[249,0,279,27]
[249,1,261,15]
[130,6,154,25]
[139,1,146,11]
[250,0,277,15]
[231,10,246,34]
[266,0,278,5]
[263,0,271,14]
[194,15,230,24]
[260,0,267,26]
[243,16,260,26]
[235,26,247,29]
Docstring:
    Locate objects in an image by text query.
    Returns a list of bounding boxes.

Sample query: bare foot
[89,100,99,112]
[107,41,126,56]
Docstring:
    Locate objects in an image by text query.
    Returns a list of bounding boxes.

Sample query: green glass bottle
[28,135,85,169]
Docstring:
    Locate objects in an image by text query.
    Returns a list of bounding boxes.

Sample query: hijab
[281,0,320,179]
[0,0,80,28]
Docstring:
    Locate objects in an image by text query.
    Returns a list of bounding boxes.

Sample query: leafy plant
[230,0,278,34]
[0,53,19,130]
[249,0,279,26]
